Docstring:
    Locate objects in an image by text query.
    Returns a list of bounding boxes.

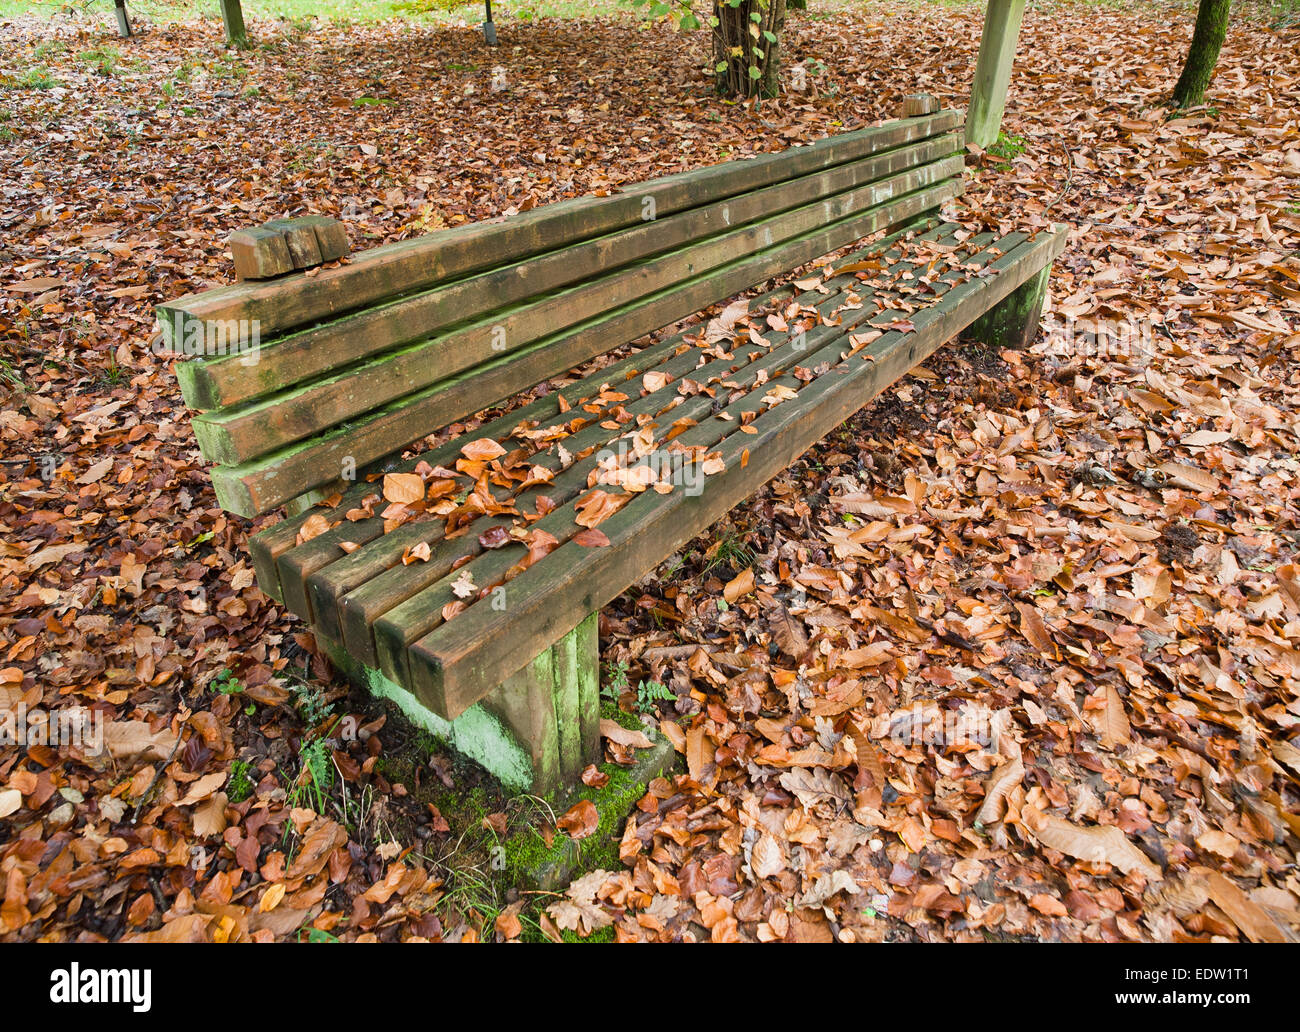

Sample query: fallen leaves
[599,718,652,750]
[557,799,599,839]
[1021,809,1162,882]
[3,2,1300,947]
[382,472,426,506]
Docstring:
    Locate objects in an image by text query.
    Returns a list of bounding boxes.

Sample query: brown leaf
[1204,872,1286,943]
[556,799,599,839]
[599,718,652,749]
[1022,809,1161,881]
[382,472,425,505]
[461,438,506,461]
[722,567,754,603]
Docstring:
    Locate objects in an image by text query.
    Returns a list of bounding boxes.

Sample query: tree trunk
[1172,0,1230,108]
[713,0,787,100]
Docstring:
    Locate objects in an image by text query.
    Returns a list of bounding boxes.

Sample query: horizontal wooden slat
[405,227,1068,718]
[177,132,963,413]
[208,169,963,516]
[192,153,963,467]
[158,110,963,347]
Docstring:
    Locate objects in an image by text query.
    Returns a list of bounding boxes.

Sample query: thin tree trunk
[713,0,787,100]
[1172,0,1230,108]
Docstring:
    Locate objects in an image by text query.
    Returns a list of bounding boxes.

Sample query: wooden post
[114,0,132,38]
[964,264,1050,350]
[966,0,1027,149]
[219,0,249,48]
[316,614,600,795]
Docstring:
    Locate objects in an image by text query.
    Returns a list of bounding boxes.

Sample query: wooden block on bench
[900,93,939,118]
[298,215,351,262]
[227,226,294,280]
[264,218,324,270]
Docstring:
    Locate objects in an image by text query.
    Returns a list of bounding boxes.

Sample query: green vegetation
[702,531,756,575]
[987,129,1027,170]
[636,677,673,712]
[79,44,119,76]
[6,66,59,90]
[227,759,256,803]
[209,667,244,695]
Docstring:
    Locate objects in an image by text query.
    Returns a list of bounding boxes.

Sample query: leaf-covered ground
[2,1,1299,942]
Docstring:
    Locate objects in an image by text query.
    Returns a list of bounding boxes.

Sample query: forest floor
[2,0,1299,942]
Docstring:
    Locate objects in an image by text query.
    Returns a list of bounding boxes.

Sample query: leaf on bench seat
[382,473,425,505]
[575,489,628,528]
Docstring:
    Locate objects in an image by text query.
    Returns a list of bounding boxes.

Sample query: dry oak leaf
[450,568,477,599]
[557,799,599,840]
[1021,808,1161,881]
[0,789,20,819]
[599,718,652,750]
[547,888,615,937]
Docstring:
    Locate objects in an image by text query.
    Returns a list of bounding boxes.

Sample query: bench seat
[161,105,1065,792]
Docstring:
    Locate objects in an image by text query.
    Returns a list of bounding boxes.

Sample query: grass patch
[987,129,1027,170]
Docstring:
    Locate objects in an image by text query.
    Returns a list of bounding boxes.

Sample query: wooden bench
[159,103,1065,794]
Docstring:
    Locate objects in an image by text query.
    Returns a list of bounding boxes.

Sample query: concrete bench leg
[318,614,600,796]
[964,265,1050,350]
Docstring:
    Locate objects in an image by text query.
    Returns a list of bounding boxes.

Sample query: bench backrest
[159,109,965,519]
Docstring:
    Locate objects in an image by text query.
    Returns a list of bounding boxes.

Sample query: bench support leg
[317,614,600,796]
[964,265,1050,351]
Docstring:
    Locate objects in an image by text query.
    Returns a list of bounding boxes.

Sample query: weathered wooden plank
[207,174,963,515]
[157,110,963,345]
[175,132,962,412]
[250,217,945,605]
[366,229,1013,686]
[191,155,964,467]
[406,227,1067,717]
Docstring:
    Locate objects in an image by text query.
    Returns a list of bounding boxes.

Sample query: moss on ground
[351,689,672,940]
